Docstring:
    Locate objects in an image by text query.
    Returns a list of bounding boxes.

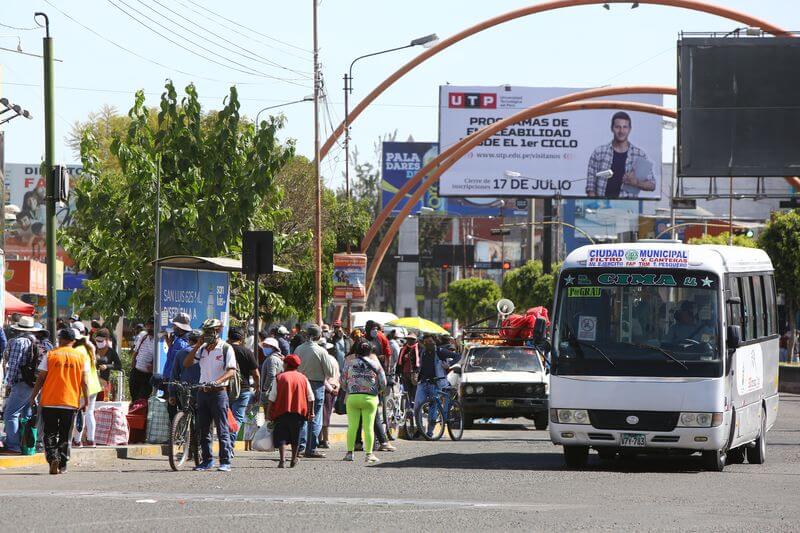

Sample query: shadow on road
[374,451,707,474]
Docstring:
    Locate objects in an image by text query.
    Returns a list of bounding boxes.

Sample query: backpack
[20,335,45,387]
[221,342,241,403]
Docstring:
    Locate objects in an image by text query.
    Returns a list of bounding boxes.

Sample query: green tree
[441,278,501,325]
[63,81,293,322]
[689,232,758,248]
[502,260,558,311]
[759,212,800,361]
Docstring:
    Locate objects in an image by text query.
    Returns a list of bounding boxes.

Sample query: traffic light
[502,261,511,270]
[442,263,450,270]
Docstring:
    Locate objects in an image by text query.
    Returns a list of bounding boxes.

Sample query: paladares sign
[586,248,689,269]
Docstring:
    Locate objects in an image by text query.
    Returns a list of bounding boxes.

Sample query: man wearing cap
[28,328,90,474]
[163,313,192,388]
[260,336,284,400]
[1,316,43,454]
[129,317,155,401]
[296,324,336,458]
[276,326,291,356]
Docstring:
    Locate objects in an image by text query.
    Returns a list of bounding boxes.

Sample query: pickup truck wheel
[533,413,548,430]
[727,446,745,464]
[563,445,589,468]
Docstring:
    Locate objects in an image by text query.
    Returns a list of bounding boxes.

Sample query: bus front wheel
[563,445,589,468]
[746,408,767,464]
[702,449,726,472]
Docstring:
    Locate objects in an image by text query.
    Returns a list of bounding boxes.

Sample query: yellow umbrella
[387,317,448,335]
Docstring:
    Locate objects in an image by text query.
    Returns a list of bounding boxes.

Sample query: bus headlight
[678,412,722,427]
[551,408,590,425]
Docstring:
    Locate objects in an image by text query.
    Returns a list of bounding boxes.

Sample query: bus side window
[751,275,764,339]
[726,275,742,334]
[739,276,754,341]
[764,275,777,336]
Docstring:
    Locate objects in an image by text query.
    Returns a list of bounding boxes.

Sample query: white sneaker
[366,453,380,464]
[342,452,354,462]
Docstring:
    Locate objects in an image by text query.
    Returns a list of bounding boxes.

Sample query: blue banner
[381,141,501,217]
[156,267,230,374]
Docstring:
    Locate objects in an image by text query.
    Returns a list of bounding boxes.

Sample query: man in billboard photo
[585,111,656,198]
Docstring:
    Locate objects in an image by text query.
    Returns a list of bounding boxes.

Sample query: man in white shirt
[129,317,155,401]
[183,318,237,472]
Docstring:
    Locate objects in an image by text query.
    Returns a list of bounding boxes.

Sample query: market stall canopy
[5,291,34,316]
[387,316,448,335]
[350,311,398,329]
[154,255,291,273]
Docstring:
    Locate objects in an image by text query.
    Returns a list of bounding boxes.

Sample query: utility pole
[543,199,553,274]
[36,12,57,339]
[312,0,323,324]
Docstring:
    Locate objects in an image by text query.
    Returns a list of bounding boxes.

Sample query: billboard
[678,38,800,177]
[3,163,82,264]
[380,141,503,216]
[438,86,663,199]
[332,253,367,305]
[157,266,231,374]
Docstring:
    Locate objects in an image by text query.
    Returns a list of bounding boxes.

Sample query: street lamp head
[0,98,8,107]
[22,110,32,119]
[410,34,439,47]
[631,2,640,8]
[12,104,21,114]
[603,3,610,9]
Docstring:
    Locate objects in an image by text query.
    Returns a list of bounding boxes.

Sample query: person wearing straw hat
[1,316,43,454]
[163,312,192,390]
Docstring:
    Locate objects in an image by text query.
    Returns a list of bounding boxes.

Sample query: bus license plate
[496,399,513,408]
[620,433,646,447]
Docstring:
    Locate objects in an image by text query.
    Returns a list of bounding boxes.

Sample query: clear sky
[1,0,797,190]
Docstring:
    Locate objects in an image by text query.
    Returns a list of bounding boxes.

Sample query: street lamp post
[343,34,438,203]
[254,96,313,128]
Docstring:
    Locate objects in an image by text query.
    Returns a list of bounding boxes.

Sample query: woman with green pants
[341,340,387,463]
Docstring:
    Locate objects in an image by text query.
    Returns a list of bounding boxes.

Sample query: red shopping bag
[227,408,239,434]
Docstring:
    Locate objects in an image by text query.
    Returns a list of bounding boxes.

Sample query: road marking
[0,489,581,512]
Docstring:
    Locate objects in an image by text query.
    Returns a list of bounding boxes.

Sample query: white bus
[548,242,779,471]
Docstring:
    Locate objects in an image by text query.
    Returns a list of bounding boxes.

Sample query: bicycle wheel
[415,399,445,441]
[169,410,191,471]
[189,413,200,467]
[446,398,465,441]
[384,395,399,441]
[401,395,417,440]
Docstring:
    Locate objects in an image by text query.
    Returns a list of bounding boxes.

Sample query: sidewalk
[0,414,350,470]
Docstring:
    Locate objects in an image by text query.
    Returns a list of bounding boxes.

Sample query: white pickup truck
[452,344,550,429]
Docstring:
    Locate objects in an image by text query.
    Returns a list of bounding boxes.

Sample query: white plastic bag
[251,422,275,452]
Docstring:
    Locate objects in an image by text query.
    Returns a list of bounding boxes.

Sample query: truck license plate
[620,433,646,447]
[496,399,513,408]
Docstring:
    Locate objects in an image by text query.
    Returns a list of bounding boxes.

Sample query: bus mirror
[726,325,741,351]
[726,296,741,305]
[533,317,547,342]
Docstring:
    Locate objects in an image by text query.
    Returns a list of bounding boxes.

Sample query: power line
[105,0,310,87]
[42,0,261,86]
[182,0,312,55]
[0,21,42,31]
[137,0,312,78]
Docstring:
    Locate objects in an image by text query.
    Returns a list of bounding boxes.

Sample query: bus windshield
[552,269,722,378]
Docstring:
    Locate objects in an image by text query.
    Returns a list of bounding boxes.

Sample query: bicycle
[163,381,206,471]
[414,378,464,441]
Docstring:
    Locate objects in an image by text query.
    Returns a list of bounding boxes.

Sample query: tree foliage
[63,81,294,321]
[688,232,758,248]
[441,278,501,325]
[502,260,558,312]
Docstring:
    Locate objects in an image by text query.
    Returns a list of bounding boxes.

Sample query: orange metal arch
[365,95,678,294]
[321,0,791,160]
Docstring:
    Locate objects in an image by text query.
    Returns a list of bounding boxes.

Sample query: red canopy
[5,291,35,316]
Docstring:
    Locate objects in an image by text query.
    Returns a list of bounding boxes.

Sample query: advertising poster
[157,267,230,374]
[438,86,663,199]
[3,163,81,264]
[380,141,503,217]
[332,253,367,305]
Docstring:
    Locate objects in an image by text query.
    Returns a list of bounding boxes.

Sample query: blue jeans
[229,389,253,449]
[3,382,33,452]
[299,381,325,453]
[414,379,444,434]
[196,389,231,465]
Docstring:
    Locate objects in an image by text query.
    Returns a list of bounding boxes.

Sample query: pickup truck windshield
[466,346,543,373]
[552,269,723,378]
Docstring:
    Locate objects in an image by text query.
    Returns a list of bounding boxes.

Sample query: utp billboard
[438,86,663,199]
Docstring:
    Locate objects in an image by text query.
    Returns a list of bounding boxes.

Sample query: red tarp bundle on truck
[500,306,550,339]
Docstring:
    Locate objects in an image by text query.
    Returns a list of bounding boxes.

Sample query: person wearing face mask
[163,313,192,386]
[183,318,237,472]
[129,317,156,401]
[94,329,121,401]
[415,333,461,438]
[364,320,391,372]
[396,334,421,403]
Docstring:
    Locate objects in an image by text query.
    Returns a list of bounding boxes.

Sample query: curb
[0,426,349,469]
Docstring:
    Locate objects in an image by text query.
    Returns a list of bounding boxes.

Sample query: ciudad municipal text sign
[438,86,663,199]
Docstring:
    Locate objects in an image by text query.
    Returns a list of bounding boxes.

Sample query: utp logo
[448,92,497,109]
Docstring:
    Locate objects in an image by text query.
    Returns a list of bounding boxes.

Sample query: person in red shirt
[365,320,391,371]
[265,354,314,468]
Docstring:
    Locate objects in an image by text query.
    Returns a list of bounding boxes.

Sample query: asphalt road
[2,394,800,532]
